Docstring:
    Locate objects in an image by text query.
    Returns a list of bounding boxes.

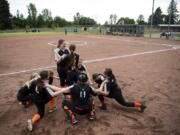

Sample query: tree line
[106,0,179,25]
[0,0,179,30]
[0,1,97,30]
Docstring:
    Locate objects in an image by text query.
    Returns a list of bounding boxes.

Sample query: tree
[42,9,51,22]
[41,9,53,27]
[154,7,164,25]
[104,21,108,25]
[148,7,164,25]
[117,17,135,24]
[73,12,81,25]
[73,13,96,25]
[109,14,117,24]
[137,15,146,25]
[0,0,11,29]
[78,17,96,25]
[167,0,179,24]
[37,14,44,27]
[113,14,117,24]
[27,3,37,27]
[11,10,26,28]
[109,14,113,24]
[54,16,68,27]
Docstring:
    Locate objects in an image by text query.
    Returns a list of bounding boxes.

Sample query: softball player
[54,39,70,87]
[27,70,63,131]
[93,68,146,112]
[66,58,91,86]
[46,73,97,125]
[17,73,40,107]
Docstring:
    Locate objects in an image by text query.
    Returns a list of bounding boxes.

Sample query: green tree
[117,17,135,24]
[42,9,53,27]
[113,14,117,24]
[154,7,164,25]
[148,7,164,25]
[167,0,179,24]
[78,17,96,25]
[109,14,113,24]
[37,14,44,27]
[12,10,26,28]
[73,12,81,25]
[54,16,68,27]
[109,14,117,24]
[27,3,37,27]
[73,13,96,25]
[0,0,11,29]
[137,15,146,25]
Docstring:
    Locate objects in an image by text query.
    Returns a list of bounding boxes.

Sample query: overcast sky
[8,0,180,24]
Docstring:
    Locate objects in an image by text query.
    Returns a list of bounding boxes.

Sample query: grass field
[1,27,180,41]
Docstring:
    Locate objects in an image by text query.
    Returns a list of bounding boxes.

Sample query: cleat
[71,118,79,125]
[88,111,96,121]
[140,105,146,113]
[88,114,96,121]
[140,102,146,113]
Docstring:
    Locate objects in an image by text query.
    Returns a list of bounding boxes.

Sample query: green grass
[0,27,103,37]
[0,31,69,37]
[1,27,180,41]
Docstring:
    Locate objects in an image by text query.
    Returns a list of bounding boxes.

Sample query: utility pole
[168,3,171,32]
[150,0,155,38]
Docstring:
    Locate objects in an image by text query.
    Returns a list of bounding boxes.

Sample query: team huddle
[17,39,146,131]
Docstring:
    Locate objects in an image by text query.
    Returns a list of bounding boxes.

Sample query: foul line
[0,46,180,77]
[48,41,87,47]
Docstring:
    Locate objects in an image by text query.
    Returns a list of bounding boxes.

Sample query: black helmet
[78,73,88,83]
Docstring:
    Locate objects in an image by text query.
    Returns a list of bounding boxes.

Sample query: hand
[62,54,67,59]
[44,83,50,87]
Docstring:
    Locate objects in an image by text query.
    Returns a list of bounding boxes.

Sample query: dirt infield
[0,35,180,135]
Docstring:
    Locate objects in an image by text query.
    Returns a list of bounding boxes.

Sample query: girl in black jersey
[54,39,70,87]
[93,68,146,112]
[27,70,62,131]
[17,73,40,107]
[66,58,91,86]
[46,73,97,125]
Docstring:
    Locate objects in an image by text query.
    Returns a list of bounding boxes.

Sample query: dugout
[105,24,144,37]
[159,24,180,32]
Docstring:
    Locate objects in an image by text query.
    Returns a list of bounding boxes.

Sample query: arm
[96,81,109,96]
[24,76,40,88]
[53,76,59,80]
[82,63,93,84]
[46,84,71,97]
[54,49,67,64]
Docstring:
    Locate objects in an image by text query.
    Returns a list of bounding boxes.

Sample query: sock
[63,105,75,120]
[49,97,56,109]
[32,114,41,124]
[134,101,141,108]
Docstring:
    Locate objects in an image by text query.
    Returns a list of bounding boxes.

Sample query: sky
[8,0,180,24]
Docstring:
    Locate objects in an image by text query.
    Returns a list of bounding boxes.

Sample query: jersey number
[80,90,86,98]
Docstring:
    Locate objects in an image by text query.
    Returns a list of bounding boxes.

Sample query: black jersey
[69,84,96,109]
[18,84,36,97]
[105,79,121,98]
[66,64,87,86]
[74,53,79,68]
[77,64,86,72]
[30,80,52,104]
[58,48,70,67]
